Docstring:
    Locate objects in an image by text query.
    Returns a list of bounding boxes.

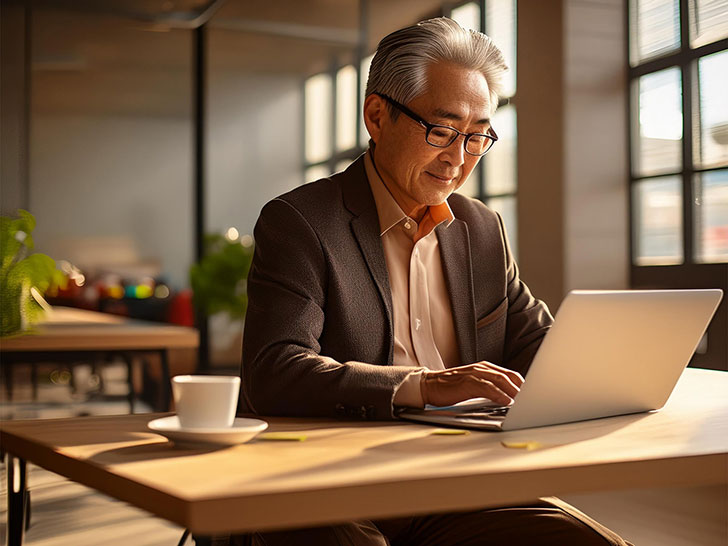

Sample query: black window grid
[627,0,728,268]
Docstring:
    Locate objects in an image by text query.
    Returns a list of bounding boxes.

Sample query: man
[240,17,632,546]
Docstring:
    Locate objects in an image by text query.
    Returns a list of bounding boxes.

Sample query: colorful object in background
[0,209,67,337]
[125,284,153,299]
[107,284,125,299]
[46,264,177,323]
[167,289,195,327]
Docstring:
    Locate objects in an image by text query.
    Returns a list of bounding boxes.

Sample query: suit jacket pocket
[475,298,507,364]
[476,297,508,329]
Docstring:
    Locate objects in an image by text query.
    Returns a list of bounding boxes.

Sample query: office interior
[0,0,726,544]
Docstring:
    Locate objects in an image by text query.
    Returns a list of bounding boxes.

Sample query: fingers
[463,375,514,405]
[459,363,521,398]
[472,361,524,387]
[421,365,519,407]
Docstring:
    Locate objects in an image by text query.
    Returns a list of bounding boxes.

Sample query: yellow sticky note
[431,428,470,435]
[258,433,308,442]
[501,441,542,451]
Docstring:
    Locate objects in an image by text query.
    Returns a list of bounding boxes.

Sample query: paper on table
[425,397,509,412]
[431,428,470,435]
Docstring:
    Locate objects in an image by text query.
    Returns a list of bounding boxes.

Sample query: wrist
[419,370,429,406]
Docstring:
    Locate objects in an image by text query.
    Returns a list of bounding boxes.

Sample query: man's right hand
[420,362,524,407]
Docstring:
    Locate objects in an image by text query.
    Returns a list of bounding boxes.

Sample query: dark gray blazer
[240,155,552,420]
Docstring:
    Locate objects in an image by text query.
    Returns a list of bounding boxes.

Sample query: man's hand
[420,362,524,407]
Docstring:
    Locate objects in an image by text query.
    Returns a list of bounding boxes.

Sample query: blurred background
[1,0,726,376]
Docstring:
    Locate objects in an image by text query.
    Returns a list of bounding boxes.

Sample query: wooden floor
[0,464,186,546]
[1,364,726,545]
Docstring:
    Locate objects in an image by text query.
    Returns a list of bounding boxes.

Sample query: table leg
[122,353,135,414]
[6,454,27,546]
[30,364,38,401]
[160,350,172,412]
[3,363,13,401]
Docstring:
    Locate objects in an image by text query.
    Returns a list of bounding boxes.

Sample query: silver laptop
[397,289,723,431]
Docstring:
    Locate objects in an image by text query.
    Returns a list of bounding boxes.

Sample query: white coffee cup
[171,375,241,429]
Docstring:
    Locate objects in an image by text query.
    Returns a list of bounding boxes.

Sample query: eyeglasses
[377,93,498,156]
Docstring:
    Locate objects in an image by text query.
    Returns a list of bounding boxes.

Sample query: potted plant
[189,230,254,366]
[1,210,66,337]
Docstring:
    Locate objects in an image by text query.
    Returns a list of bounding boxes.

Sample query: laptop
[397,289,723,431]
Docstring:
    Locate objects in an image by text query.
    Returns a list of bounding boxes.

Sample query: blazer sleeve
[497,212,554,376]
[241,198,415,420]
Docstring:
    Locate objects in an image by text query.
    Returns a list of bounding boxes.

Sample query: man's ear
[363,94,387,144]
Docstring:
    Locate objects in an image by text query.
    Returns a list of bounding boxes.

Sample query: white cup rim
[172,375,241,385]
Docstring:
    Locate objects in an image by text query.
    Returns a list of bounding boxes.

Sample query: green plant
[189,232,254,320]
[1,210,66,337]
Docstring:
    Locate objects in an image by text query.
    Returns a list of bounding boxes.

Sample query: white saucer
[147,416,268,447]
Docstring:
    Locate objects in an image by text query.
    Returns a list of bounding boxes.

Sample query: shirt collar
[364,149,454,237]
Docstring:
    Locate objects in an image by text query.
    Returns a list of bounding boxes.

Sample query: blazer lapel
[437,220,477,366]
[343,156,395,365]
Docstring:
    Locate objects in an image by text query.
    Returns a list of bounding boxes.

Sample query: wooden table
[1,368,726,545]
[1,306,199,412]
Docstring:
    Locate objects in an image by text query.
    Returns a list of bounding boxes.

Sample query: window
[628,0,728,266]
[450,0,518,256]
[304,63,362,183]
[629,0,727,370]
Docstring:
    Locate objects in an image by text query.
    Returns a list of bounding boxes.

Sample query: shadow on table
[86,412,652,470]
[85,418,407,465]
[88,440,228,464]
[114,413,652,485]
[366,413,653,457]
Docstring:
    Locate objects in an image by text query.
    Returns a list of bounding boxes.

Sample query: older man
[240,17,632,546]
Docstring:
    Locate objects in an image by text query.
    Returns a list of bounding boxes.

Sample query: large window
[629,0,728,266]
[628,0,727,371]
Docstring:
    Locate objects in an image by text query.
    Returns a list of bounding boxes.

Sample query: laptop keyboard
[457,406,510,418]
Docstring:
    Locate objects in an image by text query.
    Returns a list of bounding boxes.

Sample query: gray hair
[365,17,508,117]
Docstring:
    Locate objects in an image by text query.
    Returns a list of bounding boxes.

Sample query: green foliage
[1,210,67,337]
[189,233,254,320]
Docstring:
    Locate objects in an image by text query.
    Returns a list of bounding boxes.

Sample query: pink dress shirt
[364,151,460,408]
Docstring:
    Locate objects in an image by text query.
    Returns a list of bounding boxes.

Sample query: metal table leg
[6,454,27,546]
[3,363,14,401]
[160,349,172,411]
[122,353,135,414]
[30,364,38,401]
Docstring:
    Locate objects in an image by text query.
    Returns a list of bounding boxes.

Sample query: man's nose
[438,135,466,167]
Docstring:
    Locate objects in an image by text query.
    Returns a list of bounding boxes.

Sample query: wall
[20,11,303,291]
[564,0,628,292]
[30,114,194,288]
[1,2,29,215]
[517,0,628,313]
[207,63,302,238]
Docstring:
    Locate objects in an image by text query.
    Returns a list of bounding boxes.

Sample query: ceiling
[28,0,445,117]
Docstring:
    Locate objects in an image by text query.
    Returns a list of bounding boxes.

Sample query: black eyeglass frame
[376,93,498,156]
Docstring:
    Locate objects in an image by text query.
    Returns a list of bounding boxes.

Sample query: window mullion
[679,0,693,264]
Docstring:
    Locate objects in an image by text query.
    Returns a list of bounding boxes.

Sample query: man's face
[364,61,492,217]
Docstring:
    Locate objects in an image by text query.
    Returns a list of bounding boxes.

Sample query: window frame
[627,0,728,270]
[302,58,363,183]
[627,0,728,371]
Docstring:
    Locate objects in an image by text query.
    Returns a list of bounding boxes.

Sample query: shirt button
[415,318,422,331]
[404,220,411,230]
